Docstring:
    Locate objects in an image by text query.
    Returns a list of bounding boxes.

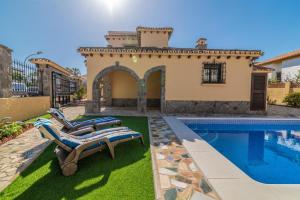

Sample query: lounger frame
[39,126,144,176]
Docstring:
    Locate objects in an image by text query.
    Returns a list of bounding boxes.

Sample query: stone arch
[143,65,166,112]
[91,64,142,113]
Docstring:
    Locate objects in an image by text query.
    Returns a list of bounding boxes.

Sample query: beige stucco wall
[292,88,300,93]
[106,37,138,47]
[107,70,160,99]
[140,31,169,48]
[86,54,252,102]
[267,88,288,104]
[0,96,50,121]
[267,82,300,105]
[146,71,161,98]
[109,71,138,98]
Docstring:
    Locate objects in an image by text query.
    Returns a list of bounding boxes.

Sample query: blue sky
[1,0,300,74]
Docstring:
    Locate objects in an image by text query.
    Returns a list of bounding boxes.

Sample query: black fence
[52,72,77,108]
[10,60,79,107]
[11,60,39,96]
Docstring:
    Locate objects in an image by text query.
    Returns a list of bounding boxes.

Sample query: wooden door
[250,73,267,111]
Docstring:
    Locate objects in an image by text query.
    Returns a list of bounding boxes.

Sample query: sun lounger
[34,120,144,176]
[49,108,122,132]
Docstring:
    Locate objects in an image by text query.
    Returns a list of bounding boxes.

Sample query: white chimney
[196,38,207,49]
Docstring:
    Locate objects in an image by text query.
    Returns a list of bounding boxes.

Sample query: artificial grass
[0,116,154,200]
[24,113,52,123]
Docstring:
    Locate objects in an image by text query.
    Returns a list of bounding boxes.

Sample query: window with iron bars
[202,62,226,84]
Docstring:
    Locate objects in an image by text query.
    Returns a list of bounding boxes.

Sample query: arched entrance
[92,64,141,112]
[143,66,166,112]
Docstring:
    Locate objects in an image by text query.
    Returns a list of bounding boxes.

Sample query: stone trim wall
[85,100,100,113]
[165,100,250,114]
[0,45,13,98]
[146,98,161,107]
[112,98,137,107]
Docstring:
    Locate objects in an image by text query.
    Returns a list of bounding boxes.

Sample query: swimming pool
[182,118,300,184]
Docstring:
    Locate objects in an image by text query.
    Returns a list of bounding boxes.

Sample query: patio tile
[149,116,220,200]
[159,168,178,176]
[190,191,215,200]
[156,153,165,160]
[171,179,188,189]
[159,174,171,189]
[188,162,198,172]
[164,188,177,200]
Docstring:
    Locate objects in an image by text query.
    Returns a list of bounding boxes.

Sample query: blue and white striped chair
[34,119,144,176]
[49,108,122,132]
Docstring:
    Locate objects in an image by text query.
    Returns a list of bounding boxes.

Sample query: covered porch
[85,64,165,114]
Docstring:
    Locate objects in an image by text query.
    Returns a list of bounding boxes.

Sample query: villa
[2,0,300,199]
[78,26,269,114]
[257,49,300,82]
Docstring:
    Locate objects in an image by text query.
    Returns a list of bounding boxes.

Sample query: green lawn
[0,116,154,200]
[24,113,52,123]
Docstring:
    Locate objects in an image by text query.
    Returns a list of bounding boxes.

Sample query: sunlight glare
[100,0,125,13]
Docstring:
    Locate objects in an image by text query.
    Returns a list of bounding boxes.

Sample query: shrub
[283,92,300,107]
[0,122,23,140]
[73,87,86,100]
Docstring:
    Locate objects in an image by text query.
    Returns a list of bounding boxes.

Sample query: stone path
[149,117,220,200]
[0,106,84,192]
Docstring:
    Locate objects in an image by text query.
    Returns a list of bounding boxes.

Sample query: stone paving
[149,117,220,200]
[0,106,84,192]
[0,128,50,191]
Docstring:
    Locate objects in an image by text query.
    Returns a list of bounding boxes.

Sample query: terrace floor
[2,105,298,199]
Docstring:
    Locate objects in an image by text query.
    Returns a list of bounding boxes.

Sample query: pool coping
[164,116,300,200]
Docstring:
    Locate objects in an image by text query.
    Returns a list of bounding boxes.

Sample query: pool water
[184,119,300,184]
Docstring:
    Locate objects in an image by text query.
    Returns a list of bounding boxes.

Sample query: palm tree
[65,67,81,76]
[72,67,81,76]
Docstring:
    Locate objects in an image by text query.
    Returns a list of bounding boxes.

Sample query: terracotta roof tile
[136,26,173,32]
[29,58,72,76]
[78,46,262,57]
[253,65,274,72]
[257,49,300,66]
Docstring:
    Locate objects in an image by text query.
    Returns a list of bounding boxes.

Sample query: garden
[0,116,154,200]
[0,114,51,145]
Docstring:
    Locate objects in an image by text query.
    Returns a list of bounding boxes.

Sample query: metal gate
[52,72,76,108]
